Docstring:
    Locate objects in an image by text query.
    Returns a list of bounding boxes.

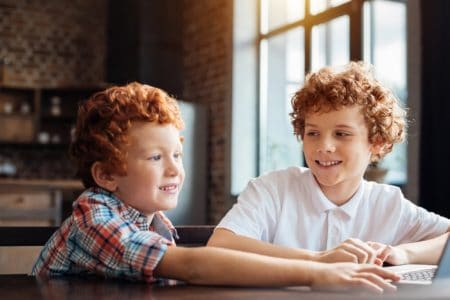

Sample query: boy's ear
[370,134,387,157]
[370,143,384,155]
[91,162,118,192]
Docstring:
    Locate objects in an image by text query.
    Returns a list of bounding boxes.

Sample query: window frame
[231,0,408,196]
[256,0,363,175]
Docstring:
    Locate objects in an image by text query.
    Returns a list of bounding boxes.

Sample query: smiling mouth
[159,184,178,192]
[315,160,342,167]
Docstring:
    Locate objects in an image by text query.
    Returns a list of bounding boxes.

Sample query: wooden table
[1,275,450,300]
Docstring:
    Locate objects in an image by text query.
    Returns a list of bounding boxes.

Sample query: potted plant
[364,161,388,183]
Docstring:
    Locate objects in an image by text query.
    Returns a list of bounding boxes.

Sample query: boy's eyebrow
[335,124,358,130]
[305,123,358,130]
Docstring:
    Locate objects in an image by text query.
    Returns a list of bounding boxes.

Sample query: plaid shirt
[31,187,178,283]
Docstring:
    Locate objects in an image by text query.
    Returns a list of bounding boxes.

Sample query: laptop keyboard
[400,268,436,281]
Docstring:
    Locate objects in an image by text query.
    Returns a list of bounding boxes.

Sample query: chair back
[0,225,215,246]
[0,225,215,274]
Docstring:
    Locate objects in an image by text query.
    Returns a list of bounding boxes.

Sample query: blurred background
[0,0,449,231]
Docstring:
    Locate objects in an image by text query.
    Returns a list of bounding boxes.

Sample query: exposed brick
[181,0,233,224]
[0,0,234,224]
[0,0,107,87]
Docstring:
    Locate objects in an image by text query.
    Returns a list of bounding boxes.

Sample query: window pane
[260,28,304,173]
[261,0,305,33]
[363,1,407,184]
[310,0,350,15]
[231,0,259,194]
[311,15,349,71]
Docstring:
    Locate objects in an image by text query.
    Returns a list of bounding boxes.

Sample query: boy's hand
[311,263,399,294]
[367,241,409,265]
[316,238,382,265]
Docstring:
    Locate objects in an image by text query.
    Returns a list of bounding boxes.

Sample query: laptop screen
[435,236,450,279]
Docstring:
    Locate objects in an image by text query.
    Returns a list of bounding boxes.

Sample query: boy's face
[112,122,185,217]
[302,105,378,199]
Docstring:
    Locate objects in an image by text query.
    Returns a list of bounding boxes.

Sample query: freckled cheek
[302,144,315,158]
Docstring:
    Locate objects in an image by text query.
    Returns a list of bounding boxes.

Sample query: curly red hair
[290,62,406,162]
[70,82,184,188]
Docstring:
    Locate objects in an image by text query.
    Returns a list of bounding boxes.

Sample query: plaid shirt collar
[89,187,179,242]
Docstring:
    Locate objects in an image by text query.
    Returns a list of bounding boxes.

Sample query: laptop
[384,236,450,285]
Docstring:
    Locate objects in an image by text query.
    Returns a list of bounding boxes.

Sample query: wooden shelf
[40,115,75,122]
[0,179,83,191]
[0,142,69,149]
[0,207,59,220]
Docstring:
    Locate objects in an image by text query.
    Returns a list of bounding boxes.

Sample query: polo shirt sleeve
[216,176,279,242]
[395,195,450,244]
[72,197,172,282]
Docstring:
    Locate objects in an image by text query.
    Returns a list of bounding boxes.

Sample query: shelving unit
[0,84,105,225]
[0,85,105,146]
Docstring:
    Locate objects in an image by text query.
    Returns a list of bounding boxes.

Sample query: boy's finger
[355,272,397,292]
[350,277,384,294]
[376,245,392,262]
[339,244,368,263]
[374,258,383,266]
[344,239,377,264]
[362,265,400,281]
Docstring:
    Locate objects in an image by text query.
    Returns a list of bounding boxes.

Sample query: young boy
[31,82,398,292]
[208,62,450,266]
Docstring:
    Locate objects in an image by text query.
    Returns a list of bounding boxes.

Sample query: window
[310,0,350,15]
[363,0,407,184]
[311,15,350,71]
[232,0,407,194]
[259,27,304,174]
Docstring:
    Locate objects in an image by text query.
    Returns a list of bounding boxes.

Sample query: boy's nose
[165,159,181,176]
[317,139,336,153]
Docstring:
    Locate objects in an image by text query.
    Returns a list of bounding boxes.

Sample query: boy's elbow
[175,248,203,284]
[206,232,221,247]
[154,246,204,284]
[207,228,235,248]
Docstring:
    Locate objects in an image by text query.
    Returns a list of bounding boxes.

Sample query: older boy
[209,62,450,266]
[31,82,398,292]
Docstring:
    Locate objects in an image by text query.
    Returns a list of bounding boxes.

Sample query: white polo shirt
[218,167,450,251]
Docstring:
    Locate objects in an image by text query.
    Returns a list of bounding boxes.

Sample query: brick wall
[0,0,107,87]
[0,0,233,224]
[182,0,233,224]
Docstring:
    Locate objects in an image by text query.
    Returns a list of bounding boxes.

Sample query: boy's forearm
[155,245,317,286]
[207,228,319,261]
[397,232,449,264]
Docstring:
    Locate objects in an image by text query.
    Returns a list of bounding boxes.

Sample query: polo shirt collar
[307,170,364,219]
[339,182,364,219]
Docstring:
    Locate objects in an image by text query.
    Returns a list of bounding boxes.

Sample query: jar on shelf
[3,101,13,114]
[51,133,61,144]
[20,101,31,115]
[50,96,61,116]
[38,131,50,144]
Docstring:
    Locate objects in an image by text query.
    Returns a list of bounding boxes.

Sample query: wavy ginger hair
[290,62,406,162]
[70,82,184,188]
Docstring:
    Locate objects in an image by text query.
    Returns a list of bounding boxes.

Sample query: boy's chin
[159,200,178,211]
[312,172,338,186]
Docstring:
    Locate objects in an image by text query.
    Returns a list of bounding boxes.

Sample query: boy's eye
[174,152,183,159]
[148,154,161,161]
[306,131,319,137]
[335,131,351,137]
